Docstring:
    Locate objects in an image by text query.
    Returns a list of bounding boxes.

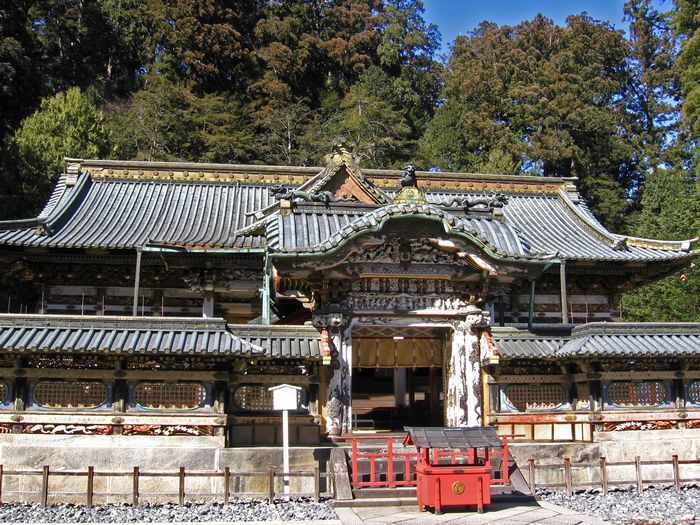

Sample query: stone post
[313,313,352,435]
[446,305,490,427]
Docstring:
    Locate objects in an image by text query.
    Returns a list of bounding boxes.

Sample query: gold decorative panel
[353,337,442,368]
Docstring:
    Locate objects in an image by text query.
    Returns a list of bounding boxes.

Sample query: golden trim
[74,160,566,193]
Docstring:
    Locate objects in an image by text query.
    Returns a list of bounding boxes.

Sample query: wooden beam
[528,279,536,329]
[132,247,143,316]
[560,261,568,324]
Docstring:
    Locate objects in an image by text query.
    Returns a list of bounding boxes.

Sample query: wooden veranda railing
[0,465,332,507]
[338,434,516,489]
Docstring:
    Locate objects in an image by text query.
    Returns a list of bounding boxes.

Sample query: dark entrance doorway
[351,326,446,431]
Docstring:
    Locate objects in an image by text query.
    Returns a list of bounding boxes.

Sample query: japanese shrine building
[0,146,698,445]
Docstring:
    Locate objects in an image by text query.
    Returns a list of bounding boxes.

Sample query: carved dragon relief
[269,185,353,205]
[300,237,471,276]
[442,191,509,212]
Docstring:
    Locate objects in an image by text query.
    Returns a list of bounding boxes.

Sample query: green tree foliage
[324,67,412,167]
[624,0,680,177]
[255,99,318,166]
[108,75,257,163]
[11,87,113,213]
[619,0,699,321]
[250,0,382,113]
[139,0,259,93]
[27,0,115,93]
[675,0,700,155]
[620,168,700,321]
[420,15,635,229]
[377,0,442,134]
[0,1,41,143]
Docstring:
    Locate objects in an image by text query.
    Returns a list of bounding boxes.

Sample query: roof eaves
[557,187,699,256]
[0,172,91,235]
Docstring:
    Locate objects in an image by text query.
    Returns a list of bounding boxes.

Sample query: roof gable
[298,145,390,204]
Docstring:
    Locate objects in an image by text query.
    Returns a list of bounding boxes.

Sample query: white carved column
[313,313,353,435]
[446,306,490,427]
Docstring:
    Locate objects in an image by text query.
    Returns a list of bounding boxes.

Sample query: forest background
[0,0,698,320]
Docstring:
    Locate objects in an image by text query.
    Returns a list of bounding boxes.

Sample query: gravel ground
[0,499,337,523]
[539,486,700,524]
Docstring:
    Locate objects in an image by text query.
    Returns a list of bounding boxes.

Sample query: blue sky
[422,0,630,53]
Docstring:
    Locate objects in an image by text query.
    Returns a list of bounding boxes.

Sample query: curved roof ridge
[0,175,72,229]
[555,187,625,249]
[556,186,699,254]
[37,174,70,219]
[0,172,92,235]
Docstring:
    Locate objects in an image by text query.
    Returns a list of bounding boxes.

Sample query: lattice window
[606,381,669,407]
[502,384,566,411]
[133,383,206,410]
[34,381,107,409]
[232,385,274,411]
[687,382,700,405]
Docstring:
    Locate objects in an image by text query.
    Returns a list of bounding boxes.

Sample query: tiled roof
[0,174,271,250]
[492,323,700,359]
[490,331,566,359]
[557,322,700,358]
[426,191,696,262]
[264,204,533,260]
[226,325,321,359]
[0,315,262,356]
[0,162,696,264]
[0,315,322,358]
[405,426,502,450]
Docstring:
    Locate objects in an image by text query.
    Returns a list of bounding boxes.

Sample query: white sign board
[269,384,301,411]
[268,384,302,498]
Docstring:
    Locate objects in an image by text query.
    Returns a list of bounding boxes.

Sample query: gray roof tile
[0,175,273,249]
[265,204,532,260]
[0,168,695,263]
[0,315,322,359]
[405,426,502,450]
[0,314,262,355]
[492,323,700,359]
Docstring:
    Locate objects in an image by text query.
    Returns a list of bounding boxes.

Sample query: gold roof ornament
[393,165,428,204]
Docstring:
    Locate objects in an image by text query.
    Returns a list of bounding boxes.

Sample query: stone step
[352,486,417,499]
[334,491,535,508]
[334,497,418,508]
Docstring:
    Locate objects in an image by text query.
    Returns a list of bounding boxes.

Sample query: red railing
[338,433,516,489]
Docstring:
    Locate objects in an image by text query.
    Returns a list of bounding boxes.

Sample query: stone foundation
[0,435,334,504]
[510,429,700,490]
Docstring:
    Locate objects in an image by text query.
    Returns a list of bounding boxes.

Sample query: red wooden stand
[416,463,491,514]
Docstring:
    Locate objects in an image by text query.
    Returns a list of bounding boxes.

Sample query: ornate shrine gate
[263,161,546,436]
[313,305,494,435]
